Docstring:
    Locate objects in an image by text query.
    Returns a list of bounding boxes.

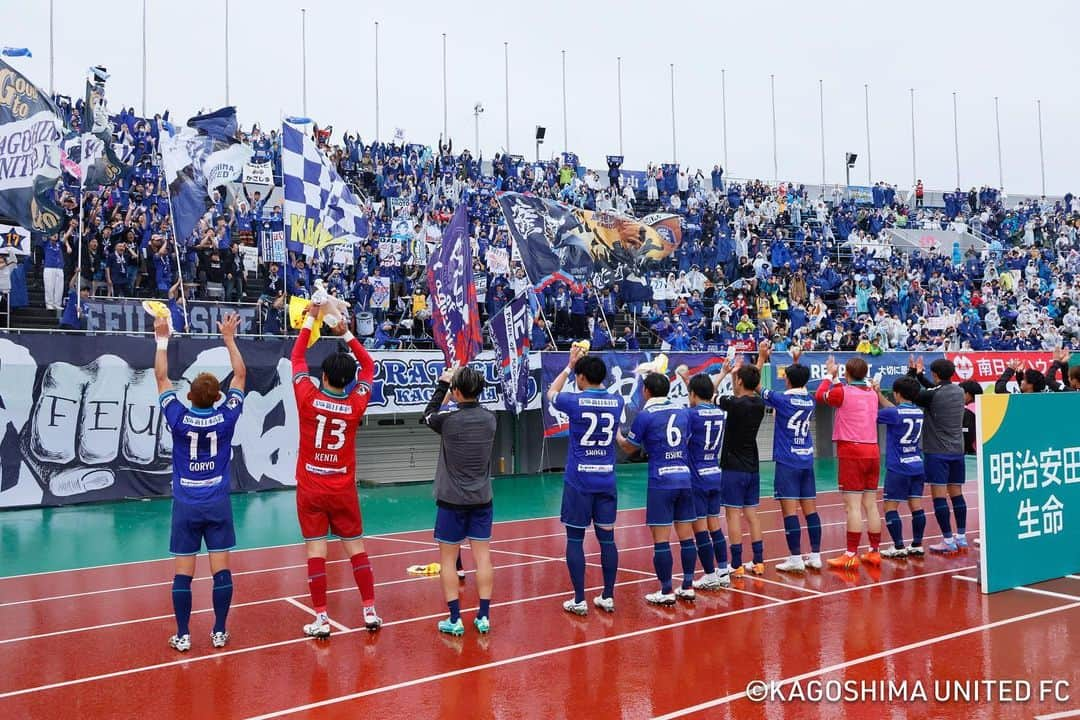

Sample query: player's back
[717,394,765,473]
[762,389,816,468]
[881,404,925,475]
[686,403,726,486]
[559,389,624,492]
[629,400,691,489]
[162,389,244,502]
[294,378,369,492]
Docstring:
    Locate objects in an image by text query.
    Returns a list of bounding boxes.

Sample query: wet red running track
[1,491,1077,719]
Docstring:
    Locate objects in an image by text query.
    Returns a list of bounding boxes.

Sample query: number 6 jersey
[291,326,376,493]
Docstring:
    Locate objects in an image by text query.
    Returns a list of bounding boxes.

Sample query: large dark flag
[61,70,128,189]
[426,204,482,367]
[0,60,65,234]
[160,107,250,244]
[488,293,532,414]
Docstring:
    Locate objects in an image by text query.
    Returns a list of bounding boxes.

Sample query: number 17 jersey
[554,389,625,493]
[761,388,816,469]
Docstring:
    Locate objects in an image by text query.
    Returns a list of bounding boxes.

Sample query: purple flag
[488,293,532,414]
[426,204,482,367]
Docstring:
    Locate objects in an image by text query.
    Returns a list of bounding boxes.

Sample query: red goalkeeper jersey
[291,326,376,493]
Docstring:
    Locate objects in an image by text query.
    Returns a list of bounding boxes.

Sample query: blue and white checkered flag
[282,119,369,258]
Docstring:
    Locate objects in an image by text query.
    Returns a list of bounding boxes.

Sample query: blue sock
[456,552,463,572]
[951,494,967,535]
[652,543,673,594]
[694,530,715,574]
[884,510,904,548]
[679,538,697,589]
[933,497,953,539]
[911,509,927,546]
[211,569,232,634]
[565,526,587,603]
[172,574,193,636]
[730,542,743,570]
[783,515,802,556]
[478,598,490,620]
[751,540,764,565]
[710,529,728,568]
[595,527,618,599]
[447,598,461,623]
[805,512,822,553]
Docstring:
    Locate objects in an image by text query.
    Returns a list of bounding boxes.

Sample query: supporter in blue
[59,284,90,331]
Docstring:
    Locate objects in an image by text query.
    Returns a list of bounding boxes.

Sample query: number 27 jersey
[293,377,371,493]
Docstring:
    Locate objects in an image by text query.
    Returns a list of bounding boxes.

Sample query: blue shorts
[884,471,926,503]
[721,470,761,508]
[170,496,236,555]
[561,484,617,528]
[925,454,966,486]
[774,463,816,500]
[692,486,723,519]
[646,487,696,526]
[434,504,494,544]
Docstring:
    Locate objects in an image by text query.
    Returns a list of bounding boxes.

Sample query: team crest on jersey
[226,396,241,410]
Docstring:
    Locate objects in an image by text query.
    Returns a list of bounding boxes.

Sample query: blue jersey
[761,388,816,469]
[554,389,625,493]
[624,399,691,489]
[160,389,244,503]
[878,404,924,476]
[686,404,726,490]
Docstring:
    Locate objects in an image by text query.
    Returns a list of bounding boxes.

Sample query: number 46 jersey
[761,388,816,469]
[554,389,625,493]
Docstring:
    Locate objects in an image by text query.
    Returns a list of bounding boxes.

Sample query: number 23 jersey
[554,389,625,493]
[293,376,371,493]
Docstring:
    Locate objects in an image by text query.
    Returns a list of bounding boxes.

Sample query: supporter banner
[242,160,274,186]
[617,170,649,192]
[976,393,1080,593]
[848,185,873,205]
[541,350,737,437]
[370,276,390,309]
[0,336,540,508]
[238,246,259,274]
[485,247,509,275]
[82,298,261,335]
[259,228,285,263]
[426,204,482,367]
[0,222,31,256]
[0,60,65,234]
[769,351,925,392]
[925,313,961,331]
[488,294,531,414]
[378,239,401,268]
[947,352,1054,385]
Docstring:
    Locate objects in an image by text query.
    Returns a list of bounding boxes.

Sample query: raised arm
[814,355,844,408]
[871,377,894,408]
[423,368,454,433]
[153,316,171,394]
[755,339,772,372]
[218,312,246,392]
[291,306,315,379]
[546,345,585,403]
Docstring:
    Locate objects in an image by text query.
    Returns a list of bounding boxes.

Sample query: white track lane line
[651,601,1080,719]
[282,597,351,632]
[0,559,979,701]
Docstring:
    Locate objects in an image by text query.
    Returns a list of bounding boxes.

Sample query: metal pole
[442,33,448,139]
[561,50,567,153]
[1037,99,1045,197]
[770,74,777,182]
[721,68,728,172]
[374,22,380,141]
[224,0,230,105]
[141,0,147,116]
[670,63,676,163]
[300,9,307,116]
[910,88,916,186]
[818,79,825,186]
[864,83,871,184]
[504,42,510,153]
[952,91,960,187]
[474,108,479,157]
[994,96,1003,189]
[49,0,54,94]
[616,56,623,156]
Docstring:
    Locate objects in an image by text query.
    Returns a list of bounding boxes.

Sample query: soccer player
[547,346,624,615]
[291,306,380,637]
[816,356,882,569]
[154,313,246,652]
[757,342,821,573]
[616,372,697,605]
[873,376,928,558]
[907,356,967,553]
[712,356,767,578]
[423,366,497,636]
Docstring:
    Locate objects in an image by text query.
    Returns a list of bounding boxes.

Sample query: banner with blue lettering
[768,351,942,391]
[488,293,531,414]
[426,203,483,367]
[0,60,65,234]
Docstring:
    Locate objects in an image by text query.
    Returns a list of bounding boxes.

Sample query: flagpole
[374,21,380,142]
[49,0,55,95]
[159,123,190,331]
[561,49,567,154]
[141,0,147,116]
[442,33,448,139]
[669,63,676,164]
[76,143,84,318]
[504,42,510,153]
[300,9,308,116]
[224,0,230,106]
[616,56,623,156]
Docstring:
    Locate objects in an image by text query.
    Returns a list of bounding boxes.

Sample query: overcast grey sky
[6,0,1078,194]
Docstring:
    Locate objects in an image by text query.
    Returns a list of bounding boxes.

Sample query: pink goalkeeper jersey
[816,379,878,444]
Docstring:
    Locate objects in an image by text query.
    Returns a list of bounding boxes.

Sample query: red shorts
[837,442,880,493]
[296,487,364,540]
